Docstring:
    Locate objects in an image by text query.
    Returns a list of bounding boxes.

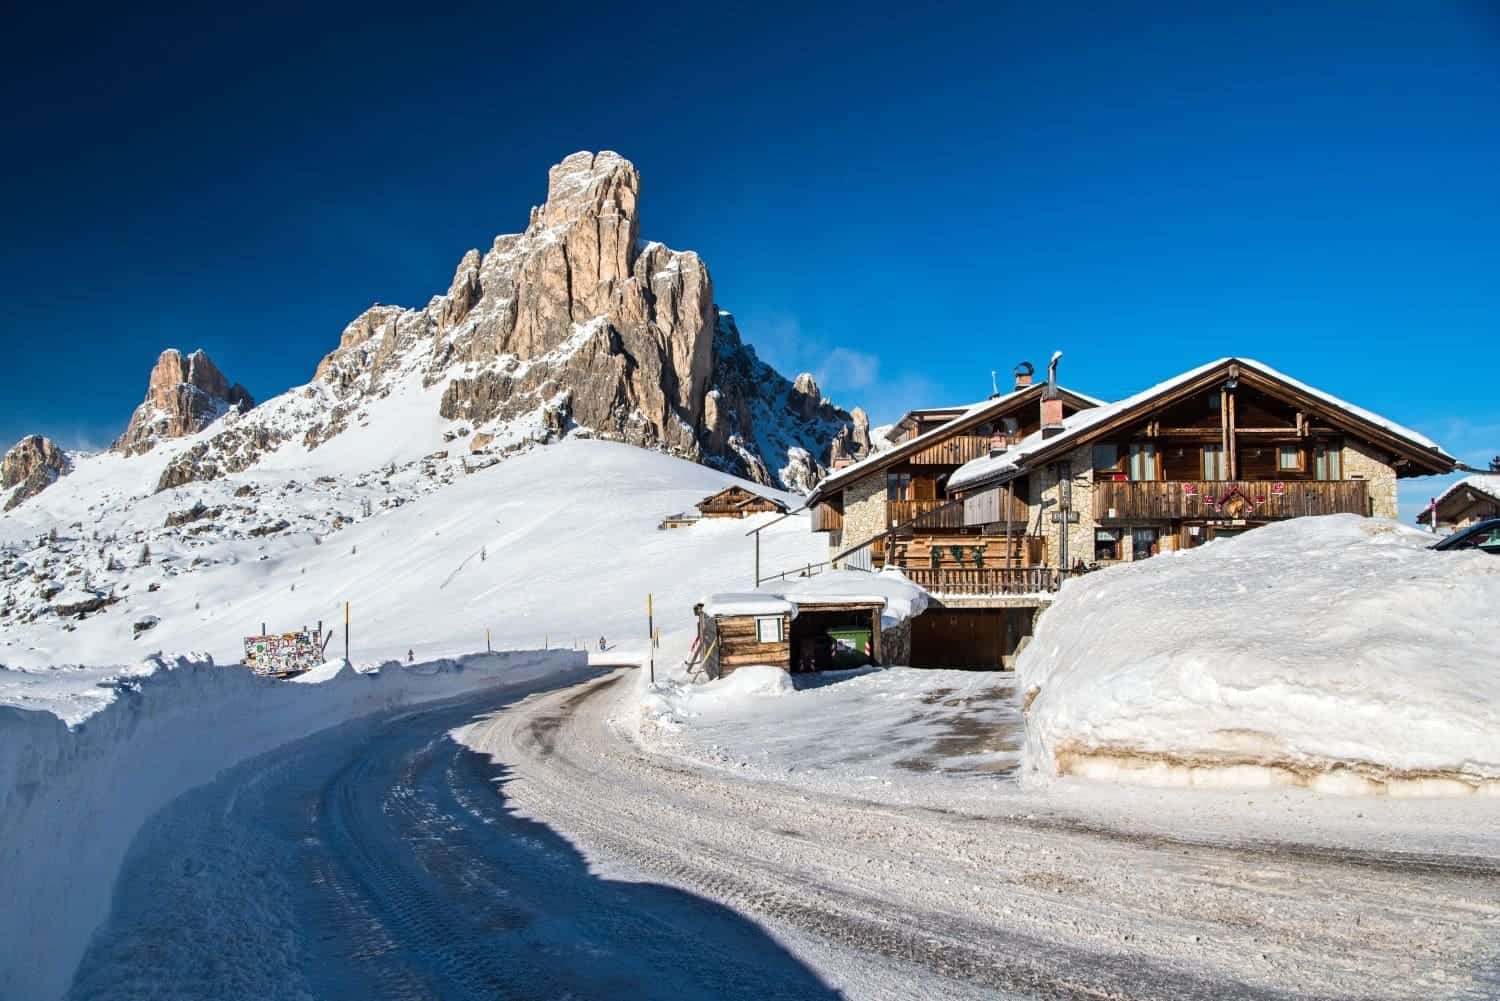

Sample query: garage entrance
[787,602,884,673]
[909,608,1034,670]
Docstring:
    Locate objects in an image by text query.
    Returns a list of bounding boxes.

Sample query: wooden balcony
[896,566,1065,596]
[810,501,843,533]
[887,498,966,529]
[1092,479,1369,521]
[910,435,993,466]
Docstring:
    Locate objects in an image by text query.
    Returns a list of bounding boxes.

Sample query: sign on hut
[243,629,327,677]
[695,486,789,519]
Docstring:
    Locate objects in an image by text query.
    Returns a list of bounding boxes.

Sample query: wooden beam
[1227,387,1237,480]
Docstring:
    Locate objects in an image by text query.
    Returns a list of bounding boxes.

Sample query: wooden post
[343,602,349,663]
[647,593,654,648]
[486,627,491,653]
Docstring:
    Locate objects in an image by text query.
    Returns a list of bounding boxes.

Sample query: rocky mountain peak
[2,434,70,511]
[113,348,254,456]
[142,152,864,494]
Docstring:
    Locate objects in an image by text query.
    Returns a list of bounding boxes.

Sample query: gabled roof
[1416,474,1500,526]
[948,357,1455,493]
[698,485,788,511]
[806,382,1100,505]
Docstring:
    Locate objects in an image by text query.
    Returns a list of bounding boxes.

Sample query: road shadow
[66,673,845,1001]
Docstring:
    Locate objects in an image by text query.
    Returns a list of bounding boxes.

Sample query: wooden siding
[1092,479,1369,521]
[713,612,791,673]
[888,498,966,529]
[810,501,843,532]
[909,434,993,466]
[961,483,1030,526]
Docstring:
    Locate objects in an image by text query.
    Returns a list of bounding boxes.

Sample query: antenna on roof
[990,371,999,398]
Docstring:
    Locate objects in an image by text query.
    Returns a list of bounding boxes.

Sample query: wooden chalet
[696,485,789,519]
[801,356,1454,668]
[1417,474,1500,531]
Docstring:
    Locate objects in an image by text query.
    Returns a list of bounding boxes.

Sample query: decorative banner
[1272,481,1286,495]
[244,631,323,676]
[1182,483,1198,496]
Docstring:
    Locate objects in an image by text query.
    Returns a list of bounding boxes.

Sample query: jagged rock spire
[113,349,254,456]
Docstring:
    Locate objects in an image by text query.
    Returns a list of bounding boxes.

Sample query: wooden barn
[695,486,789,519]
[695,593,887,678]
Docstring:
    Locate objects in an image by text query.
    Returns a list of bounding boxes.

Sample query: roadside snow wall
[1018,515,1500,797]
[0,649,588,1001]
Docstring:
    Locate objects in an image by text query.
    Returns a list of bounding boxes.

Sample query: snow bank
[643,663,798,724]
[0,648,588,1000]
[1018,515,1500,796]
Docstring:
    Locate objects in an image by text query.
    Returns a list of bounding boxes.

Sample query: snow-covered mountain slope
[48,151,858,503]
[1017,515,1500,796]
[0,439,825,714]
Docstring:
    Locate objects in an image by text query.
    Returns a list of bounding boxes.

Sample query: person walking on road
[407,648,414,663]
[598,635,607,652]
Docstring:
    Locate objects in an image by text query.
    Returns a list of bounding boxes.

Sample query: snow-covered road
[67,670,1500,1000]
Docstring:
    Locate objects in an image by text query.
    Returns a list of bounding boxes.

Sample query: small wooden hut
[696,593,886,678]
[695,486,789,519]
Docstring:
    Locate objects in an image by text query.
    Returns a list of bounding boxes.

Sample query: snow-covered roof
[948,357,1454,493]
[1418,474,1500,524]
[808,383,1097,503]
[700,593,797,618]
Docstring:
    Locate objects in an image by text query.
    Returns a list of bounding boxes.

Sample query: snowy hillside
[0,439,825,719]
[1017,515,1500,795]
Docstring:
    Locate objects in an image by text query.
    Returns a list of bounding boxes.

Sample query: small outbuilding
[695,485,789,519]
[1418,474,1500,531]
[696,593,886,678]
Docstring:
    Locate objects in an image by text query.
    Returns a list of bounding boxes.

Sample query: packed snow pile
[0,648,589,1000]
[776,568,930,628]
[1018,515,1500,796]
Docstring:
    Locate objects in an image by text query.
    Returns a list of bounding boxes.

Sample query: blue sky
[1,2,1496,519]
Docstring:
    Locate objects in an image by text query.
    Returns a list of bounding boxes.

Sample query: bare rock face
[113,349,254,455]
[829,406,876,468]
[155,152,859,493]
[2,435,70,511]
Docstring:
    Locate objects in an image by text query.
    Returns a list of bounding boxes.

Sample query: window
[1314,442,1342,481]
[1094,528,1121,561]
[886,472,912,501]
[1128,443,1158,481]
[1131,527,1159,561]
[1202,443,1227,480]
[1278,446,1303,472]
[1093,444,1127,482]
[755,616,783,643]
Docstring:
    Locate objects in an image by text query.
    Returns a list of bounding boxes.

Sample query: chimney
[1013,361,1034,391]
[988,428,1008,458]
[1041,350,1064,438]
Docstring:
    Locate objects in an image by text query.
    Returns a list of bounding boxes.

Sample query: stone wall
[834,473,888,566]
[1343,439,1399,520]
[1027,442,1097,568]
[880,617,911,666]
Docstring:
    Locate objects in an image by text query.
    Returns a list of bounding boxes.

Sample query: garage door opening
[789,605,883,673]
[909,608,1034,670]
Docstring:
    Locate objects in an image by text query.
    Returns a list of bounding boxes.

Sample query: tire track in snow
[464,671,1500,1001]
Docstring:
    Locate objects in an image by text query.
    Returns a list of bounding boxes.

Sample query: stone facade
[1343,439,1399,520]
[1027,443,1097,569]
[833,473,888,567]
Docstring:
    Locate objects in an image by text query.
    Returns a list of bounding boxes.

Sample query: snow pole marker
[647,593,655,685]
[486,627,491,653]
[344,601,350,663]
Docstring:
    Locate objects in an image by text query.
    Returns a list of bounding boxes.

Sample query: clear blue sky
[2,2,1496,517]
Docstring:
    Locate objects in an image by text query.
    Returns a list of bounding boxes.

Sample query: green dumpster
[827,627,872,668]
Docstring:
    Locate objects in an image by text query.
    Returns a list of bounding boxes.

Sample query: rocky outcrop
[134,152,863,493]
[113,349,254,456]
[2,435,70,511]
[830,407,876,468]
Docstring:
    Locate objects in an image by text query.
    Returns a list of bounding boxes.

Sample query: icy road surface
[70,670,1500,1000]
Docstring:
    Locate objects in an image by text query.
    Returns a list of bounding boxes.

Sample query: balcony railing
[887,499,967,529]
[895,566,1068,596]
[909,435,994,466]
[1092,479,1369,521]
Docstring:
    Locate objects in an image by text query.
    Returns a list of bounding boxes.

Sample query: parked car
[1430,518,1500,554]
